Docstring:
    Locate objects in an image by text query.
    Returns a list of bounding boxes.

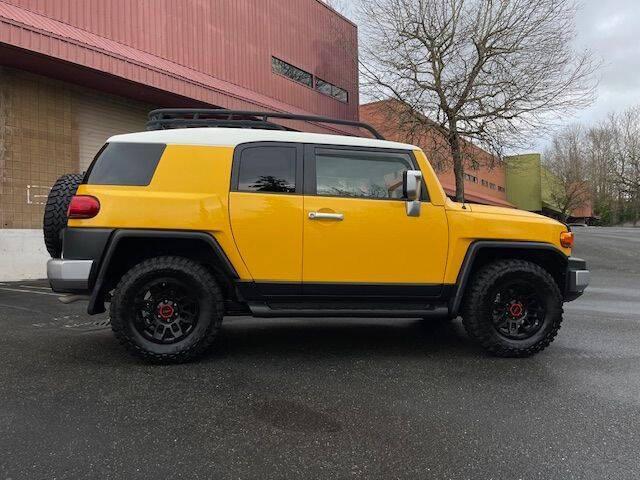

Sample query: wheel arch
[449,241,569,317]
[88,229,239,315]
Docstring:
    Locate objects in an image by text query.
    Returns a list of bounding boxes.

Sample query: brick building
[0,0,358,278]
[360,100,512,207]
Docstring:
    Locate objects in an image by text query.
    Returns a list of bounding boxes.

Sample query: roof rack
[146,109,385,140]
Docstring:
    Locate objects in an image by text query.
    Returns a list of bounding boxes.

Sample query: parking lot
[1,227,639,479]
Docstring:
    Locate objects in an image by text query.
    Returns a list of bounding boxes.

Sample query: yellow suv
[45,109,589,362]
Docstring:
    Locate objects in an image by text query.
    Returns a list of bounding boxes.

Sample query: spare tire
[43,173,84,258]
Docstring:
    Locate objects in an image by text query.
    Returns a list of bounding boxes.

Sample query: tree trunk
[448,127,465,203]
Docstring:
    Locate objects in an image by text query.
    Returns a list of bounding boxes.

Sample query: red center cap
[509,303,524,318]
[159,305,174,319]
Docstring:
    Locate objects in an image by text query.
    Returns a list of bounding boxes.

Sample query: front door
[302,145,448,294]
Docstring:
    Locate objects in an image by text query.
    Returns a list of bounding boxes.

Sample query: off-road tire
[43,173,84,258]
[462,259,563,358]
[110,256,224,363]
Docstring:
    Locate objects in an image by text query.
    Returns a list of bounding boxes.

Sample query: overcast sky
[337,0,640,151]
[572,0,640,125]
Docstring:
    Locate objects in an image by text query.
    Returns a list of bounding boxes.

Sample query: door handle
[308,211,344,221]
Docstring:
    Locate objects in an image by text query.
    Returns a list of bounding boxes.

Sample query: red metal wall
[0,0,358,125]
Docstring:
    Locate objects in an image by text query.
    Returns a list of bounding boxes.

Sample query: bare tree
[322,0,349,14]
[358,0,599,202]
[607,108,640,225]
[543,124,591,221]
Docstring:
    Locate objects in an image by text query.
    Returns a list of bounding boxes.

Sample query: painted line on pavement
[16,285,52,291]
[0,287,60,296]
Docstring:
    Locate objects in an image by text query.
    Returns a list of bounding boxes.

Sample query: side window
[85,143,166,186]
[237,146,297,193]
[315,149,413,199]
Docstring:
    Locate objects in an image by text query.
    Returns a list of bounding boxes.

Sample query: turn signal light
[67,195,100,219]
[560,231,574,249]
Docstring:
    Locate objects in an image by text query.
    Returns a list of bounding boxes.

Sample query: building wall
[0,0,361,280]
[360,101,511,207]
[505,153,594,220]
[76,92,149,170]
[0,0,358,128]
[0,67,152,230]
[0,67,78,229]
[505,154,543,212]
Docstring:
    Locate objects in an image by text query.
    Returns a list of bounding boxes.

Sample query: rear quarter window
[85,143,166,186]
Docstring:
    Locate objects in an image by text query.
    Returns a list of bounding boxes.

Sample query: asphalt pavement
[1,227,639,479]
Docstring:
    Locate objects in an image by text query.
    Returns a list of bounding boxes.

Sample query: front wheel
[110,256,224,363]
[462,259,563,357]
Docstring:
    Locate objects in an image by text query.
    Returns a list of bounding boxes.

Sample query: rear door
[229,143,304,289]
[302,145,449,291]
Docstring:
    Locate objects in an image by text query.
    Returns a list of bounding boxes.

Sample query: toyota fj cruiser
[44,109,589,362]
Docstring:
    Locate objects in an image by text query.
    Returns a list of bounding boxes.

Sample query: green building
[505,154,563,219]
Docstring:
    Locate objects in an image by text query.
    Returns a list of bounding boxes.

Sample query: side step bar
[248,303,449,318]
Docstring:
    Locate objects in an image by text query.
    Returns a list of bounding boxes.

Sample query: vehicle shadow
[206,316,482,361]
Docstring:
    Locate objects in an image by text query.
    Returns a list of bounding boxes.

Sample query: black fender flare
[449,241,568,317]
[88,229,238,315]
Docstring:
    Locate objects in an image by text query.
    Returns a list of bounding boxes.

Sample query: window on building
[272,57,313,88]
[471,160,480,170]
[489,183,496,190]
[237,146,297,193]
[481,179,489,187]
[316,78,349,103]
[498,186,505,192]
[315,149,413,199]
[464,173,478,183]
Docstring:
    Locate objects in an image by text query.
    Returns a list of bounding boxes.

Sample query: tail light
[67,195,100,219]
[560,231,574,248]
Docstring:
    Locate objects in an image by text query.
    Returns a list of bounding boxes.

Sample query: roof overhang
[0,1,356,136]
[442,186,514,208]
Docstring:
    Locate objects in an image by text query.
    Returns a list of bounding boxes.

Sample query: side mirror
[403,170,423,217]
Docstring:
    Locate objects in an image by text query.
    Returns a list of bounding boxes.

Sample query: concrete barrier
[0,229,49,281]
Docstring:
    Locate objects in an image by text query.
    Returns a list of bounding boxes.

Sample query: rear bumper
[47,227,113,295]
[47,258,94,293]
[565,257,589,301]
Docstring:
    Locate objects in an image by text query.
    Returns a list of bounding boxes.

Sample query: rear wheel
[110,256,224,363]
[462,259,563,357]
[43,173,84,258]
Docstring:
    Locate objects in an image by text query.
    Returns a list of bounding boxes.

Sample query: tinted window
[85,143,165,186]
[272,57,313,87]
[316,78,349,103]
[316,79,333,96]
[315,149,413,199]
[237,146,297,193]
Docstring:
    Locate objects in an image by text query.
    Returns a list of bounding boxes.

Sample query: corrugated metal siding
[0,0,358,121]
[77,93,150,170]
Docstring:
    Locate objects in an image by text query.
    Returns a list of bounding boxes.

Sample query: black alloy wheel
[462,259,563,357]
[110,256,224,363]
[134,278,200,344]
[490,280,546,340]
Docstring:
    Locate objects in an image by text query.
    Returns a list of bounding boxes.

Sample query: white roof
[107,128,417,151]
